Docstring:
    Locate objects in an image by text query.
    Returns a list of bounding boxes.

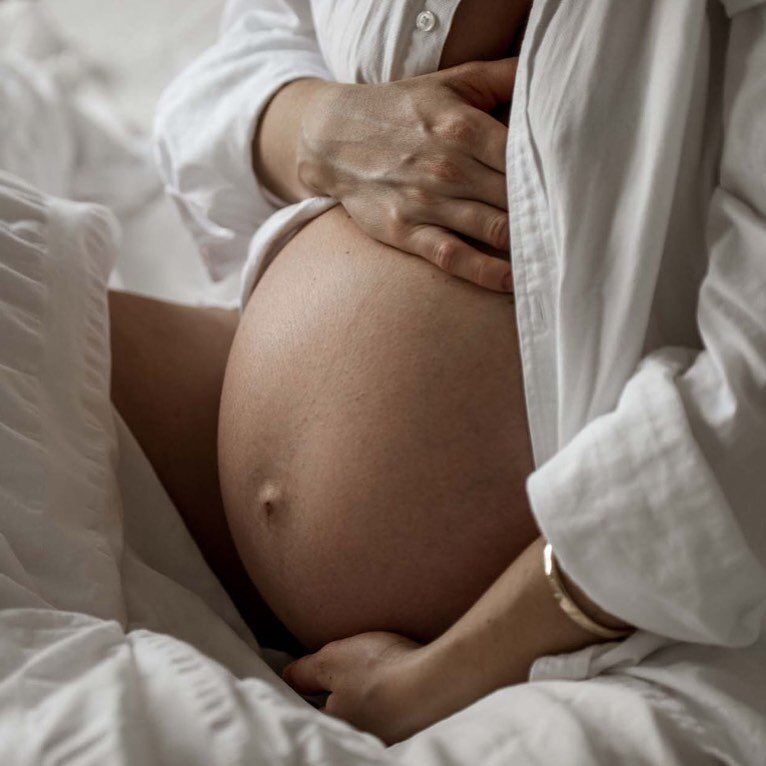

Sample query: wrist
[416,628,526,721]
[393,641,469,730]
[296,80,348,197]
[557,566,633,632]
[254,77,331,203]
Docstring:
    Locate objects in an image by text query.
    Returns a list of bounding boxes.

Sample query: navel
[257,480,283,520]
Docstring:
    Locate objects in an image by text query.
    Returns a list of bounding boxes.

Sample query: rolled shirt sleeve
[528,2,766,647]
[153,0,332,280]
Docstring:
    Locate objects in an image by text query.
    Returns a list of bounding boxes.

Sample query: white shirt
[154,3,766,756]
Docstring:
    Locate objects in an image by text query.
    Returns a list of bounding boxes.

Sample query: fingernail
[502,270,513,292]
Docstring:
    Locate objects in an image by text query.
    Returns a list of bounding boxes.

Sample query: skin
[218,206,537,651]
[108,290,302,653]
[257,63,516,292]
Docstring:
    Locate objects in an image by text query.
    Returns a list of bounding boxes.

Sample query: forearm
[252,78,330,204]
[416,536,631,721]
[282,535,632,743]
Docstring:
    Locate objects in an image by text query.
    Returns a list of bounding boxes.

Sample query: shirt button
[416,10,437,32]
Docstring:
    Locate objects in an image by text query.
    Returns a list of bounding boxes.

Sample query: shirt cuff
[527,349,766,646]
[153,17,332,283]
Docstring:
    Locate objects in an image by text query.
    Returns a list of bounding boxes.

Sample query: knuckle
[430,157,462,184]
[452,60,482,84]
[386,204,411,234]
[437,112,475,145]
[486,213,509,247]
[475,257,493,288]
[463,60,485,78]
[407,185,434,207]
[434,239,458,272]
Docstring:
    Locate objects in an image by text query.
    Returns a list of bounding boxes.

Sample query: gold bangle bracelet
[543,542,632,641]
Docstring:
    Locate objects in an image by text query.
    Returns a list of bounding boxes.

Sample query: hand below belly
[219,206,535,650]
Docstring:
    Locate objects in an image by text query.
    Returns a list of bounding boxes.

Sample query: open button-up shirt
[154,0,766,662]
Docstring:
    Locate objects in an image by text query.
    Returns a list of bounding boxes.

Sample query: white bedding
[0,4,758,765]
[0,173,732,766]
[0,0,238,306]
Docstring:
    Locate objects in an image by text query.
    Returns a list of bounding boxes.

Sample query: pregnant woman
[138,0,766,755]
[135,0,631,743]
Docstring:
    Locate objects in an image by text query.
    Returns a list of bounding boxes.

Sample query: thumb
[445,57,518,111]
[282,654,332,695]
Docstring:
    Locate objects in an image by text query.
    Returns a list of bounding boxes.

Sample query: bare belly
[219,207,536,649]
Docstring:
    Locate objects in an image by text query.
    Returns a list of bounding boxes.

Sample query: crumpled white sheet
[0,169,722,766]
[0,0,237,305]
[0,105,732,766]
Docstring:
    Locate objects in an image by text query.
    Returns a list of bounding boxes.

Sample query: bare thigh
[108,291,300,651]
[219,206,537,650]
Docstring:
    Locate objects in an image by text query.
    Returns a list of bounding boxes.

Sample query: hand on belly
[219,206,536,650]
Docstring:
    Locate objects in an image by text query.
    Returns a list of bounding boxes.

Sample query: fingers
[468,110,509,173]
[428,108,508,176]
[414,154,507,210]
[282,653,333,695]
[405,225,513,292]
[433,200,510,252]
[446,58,519,111]
[463,160,509,210]
[436,60,514,173]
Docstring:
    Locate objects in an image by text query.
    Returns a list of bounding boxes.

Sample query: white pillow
[0,171,125,620]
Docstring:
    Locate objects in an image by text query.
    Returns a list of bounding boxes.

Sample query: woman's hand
[282,632,442,745]
[296,60,518,292]
[282,539,633,745]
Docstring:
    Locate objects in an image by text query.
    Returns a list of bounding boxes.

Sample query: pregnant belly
[219,207,536,650]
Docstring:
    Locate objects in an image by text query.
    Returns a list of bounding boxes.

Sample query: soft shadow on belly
[219,206,536,650]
